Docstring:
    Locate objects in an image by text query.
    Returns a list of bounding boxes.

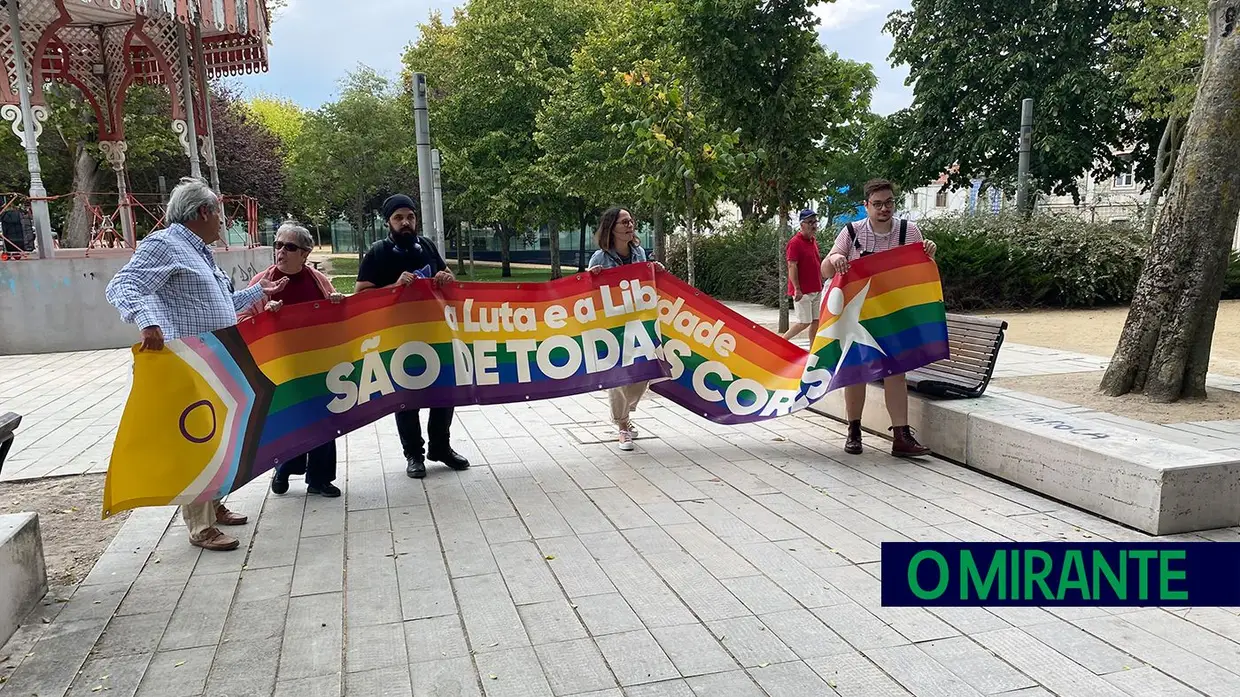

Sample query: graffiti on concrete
[1011,412,1111,440]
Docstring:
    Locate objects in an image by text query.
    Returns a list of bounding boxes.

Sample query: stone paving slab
[6,346,1240,696]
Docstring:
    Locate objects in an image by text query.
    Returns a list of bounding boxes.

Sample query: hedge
[664,212,1240,311]
[919,211,1147,309]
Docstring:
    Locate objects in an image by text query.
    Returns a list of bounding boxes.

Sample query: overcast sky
[236,0,913,115]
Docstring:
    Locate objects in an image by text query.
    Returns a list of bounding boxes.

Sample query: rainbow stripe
[650,271,814,424]
[809,243,949,392]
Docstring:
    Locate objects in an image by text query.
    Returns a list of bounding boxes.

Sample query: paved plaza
[5,336,1240,696]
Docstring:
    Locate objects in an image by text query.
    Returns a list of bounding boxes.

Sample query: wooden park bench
[0,412,21,474]
[906,314,1008,399]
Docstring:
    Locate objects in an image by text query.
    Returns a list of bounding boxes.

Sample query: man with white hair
[105,177,288,552]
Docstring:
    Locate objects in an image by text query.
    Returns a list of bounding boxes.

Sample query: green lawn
[328,256,360,276]
[456,266,555,283]
[329,264,561,294]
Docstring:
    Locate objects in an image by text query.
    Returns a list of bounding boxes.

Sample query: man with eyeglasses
[821,178,936,458]
[783,209,824,342]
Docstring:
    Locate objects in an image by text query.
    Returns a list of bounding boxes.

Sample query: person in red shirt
[783,209,824,341]
[239,222,344,498]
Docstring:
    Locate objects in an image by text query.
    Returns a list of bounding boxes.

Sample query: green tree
[287,66,415,241]
[678,0,875,329]
[884,0,1136,203]
[403,0,601,277]
[534,0,686,266]
[1100,0,1240,402]
[245,94,305,147]
[1110,0,1207,236]
[605,61,747,286]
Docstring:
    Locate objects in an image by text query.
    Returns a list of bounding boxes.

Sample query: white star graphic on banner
[816,281,886,375]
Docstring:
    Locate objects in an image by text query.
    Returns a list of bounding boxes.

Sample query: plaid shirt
[105,224,266,341]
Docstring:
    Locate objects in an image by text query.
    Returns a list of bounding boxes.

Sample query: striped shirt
[105,223,266,341]
[829,218,924,262]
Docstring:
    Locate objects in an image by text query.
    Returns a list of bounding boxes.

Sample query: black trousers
[395,407,454,458]
[277,439,337,487]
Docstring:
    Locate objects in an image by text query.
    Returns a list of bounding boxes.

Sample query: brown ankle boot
[891,425,930,457]
[844,420,863,454]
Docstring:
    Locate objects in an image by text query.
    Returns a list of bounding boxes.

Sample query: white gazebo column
[173,21,201,179]
[5,0,54,258]
[99,141,134,247]
[191,22,220,192]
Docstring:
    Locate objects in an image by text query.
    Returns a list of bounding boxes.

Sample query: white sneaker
[618,429,635,451]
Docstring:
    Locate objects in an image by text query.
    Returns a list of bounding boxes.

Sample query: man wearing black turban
[355,193,470,478]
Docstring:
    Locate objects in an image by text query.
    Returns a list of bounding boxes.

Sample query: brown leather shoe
[844,420,863,455]
[215,503,248,526]
[190,527,239,551]
[891,425,931,457]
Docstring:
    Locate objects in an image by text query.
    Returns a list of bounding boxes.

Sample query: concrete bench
[811,386,1240,534]
[907,314,1007,399]
[0,411,20,474]
[0,513,47,649]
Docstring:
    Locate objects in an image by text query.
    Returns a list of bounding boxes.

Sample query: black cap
[382,194,417,222]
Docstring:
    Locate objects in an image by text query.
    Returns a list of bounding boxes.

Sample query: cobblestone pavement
[5,345,1240,696]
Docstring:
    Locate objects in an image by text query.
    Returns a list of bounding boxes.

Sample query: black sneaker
[406,456,427,479]
[271,471,289,495]
[427,447,470,471]
[307,483,342,498]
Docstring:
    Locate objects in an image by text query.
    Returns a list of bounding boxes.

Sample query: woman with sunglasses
[239,221,344,498]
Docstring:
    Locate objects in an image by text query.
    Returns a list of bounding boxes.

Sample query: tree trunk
[498,223,512,277]
[1142,118,1180,239]
[65,144,100,248]
[776,187,790,330]
[353,193,367,262]
[1100,0,1240,402]
[578,211,587,272]
[652,205,666,263]
[456,222,465,275]
[469,224,475,276]
[738,199,754,222]
[548,218,562,279]
[685,179,696,287]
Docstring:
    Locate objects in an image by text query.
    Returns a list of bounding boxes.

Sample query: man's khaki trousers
[609,381,649,429]
[181,499,220,537]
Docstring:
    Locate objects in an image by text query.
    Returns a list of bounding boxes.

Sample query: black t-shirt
[356,235,447,288]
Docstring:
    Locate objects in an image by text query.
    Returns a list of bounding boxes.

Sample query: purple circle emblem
[179,400,217,444]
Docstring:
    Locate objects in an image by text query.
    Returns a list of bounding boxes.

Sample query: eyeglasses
[868,199,896,210]
[273,241,307,252]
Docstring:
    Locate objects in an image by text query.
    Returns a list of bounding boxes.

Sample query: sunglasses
[273,241,308,252]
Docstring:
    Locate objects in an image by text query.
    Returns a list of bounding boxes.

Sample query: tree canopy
[884,0,1137,201]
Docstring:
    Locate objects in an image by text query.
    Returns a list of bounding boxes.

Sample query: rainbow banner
[103,247,948,517]
[808,243,950,391]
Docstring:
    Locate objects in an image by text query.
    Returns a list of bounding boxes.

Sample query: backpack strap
[847,222,859,252]
[899,219,907,246]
